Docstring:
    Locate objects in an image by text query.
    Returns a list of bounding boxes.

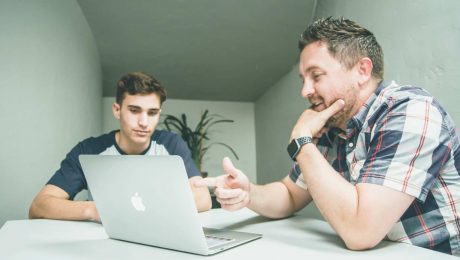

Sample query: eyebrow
[299,65,322,77]
[127,105,161,111]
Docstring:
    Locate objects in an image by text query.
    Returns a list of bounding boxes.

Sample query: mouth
[310,101,325,111]
[133,130,150,136]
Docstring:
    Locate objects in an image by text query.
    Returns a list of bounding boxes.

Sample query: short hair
[115,72,167,105]
[299,17,384,80]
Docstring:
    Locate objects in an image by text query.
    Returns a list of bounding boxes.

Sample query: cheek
[121,114,137,126]
[150,116,160,125]
[317,83,338,100]
[324,83,352,105]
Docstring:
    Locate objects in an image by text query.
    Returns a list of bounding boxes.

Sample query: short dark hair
[299,17,384,80]
[115,72,167,105]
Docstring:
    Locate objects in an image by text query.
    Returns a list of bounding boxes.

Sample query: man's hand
[194,157,251,211]
[290,99,345,141]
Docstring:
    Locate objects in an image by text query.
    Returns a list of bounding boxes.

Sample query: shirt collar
[113,130,152,155]
[319,80,392,146]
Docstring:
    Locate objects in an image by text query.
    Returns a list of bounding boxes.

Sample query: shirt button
[348,142,354,148]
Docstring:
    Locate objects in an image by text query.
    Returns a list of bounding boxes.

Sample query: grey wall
[255,0,460,217]
[314,0,460,124]
[255,66,306,184]
[0,0,102,227]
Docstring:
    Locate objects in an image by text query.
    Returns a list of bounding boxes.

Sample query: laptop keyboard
[205,235,235,248]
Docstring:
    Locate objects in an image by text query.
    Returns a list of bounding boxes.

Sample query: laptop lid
[79,155,261,255]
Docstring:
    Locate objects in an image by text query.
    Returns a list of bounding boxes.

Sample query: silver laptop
[79,155,262,255]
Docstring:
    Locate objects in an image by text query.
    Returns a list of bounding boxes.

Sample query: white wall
[0,0,102,227]
[102,98,257,182]
[255,0,460,217]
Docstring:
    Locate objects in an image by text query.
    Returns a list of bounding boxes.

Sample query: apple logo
[131,192,146,212]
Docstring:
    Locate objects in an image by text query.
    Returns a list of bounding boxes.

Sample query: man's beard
[325,106,349,129]
[326,86,357,129]
[325,114,342,128]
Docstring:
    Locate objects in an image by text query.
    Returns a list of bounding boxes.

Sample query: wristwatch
[287,136,313,161]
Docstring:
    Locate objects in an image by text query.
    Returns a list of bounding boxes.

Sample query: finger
[214,187,243,199]
[222,157,238,179]
[217,191,246,205]
[220,196,249,211]
[194,177,219,188]
[221,203,243,212]
[221,202,244,211]
[320,99,345,119]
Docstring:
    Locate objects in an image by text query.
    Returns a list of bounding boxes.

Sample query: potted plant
[161,109,239,177]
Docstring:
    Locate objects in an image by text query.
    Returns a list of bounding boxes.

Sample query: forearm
[29,195,98,221]
[247,182,298,219]
[296,145,363,245]
[298,144,415,250]
[191,186,212,212]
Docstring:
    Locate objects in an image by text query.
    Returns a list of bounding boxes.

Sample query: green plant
[161,109,239,173]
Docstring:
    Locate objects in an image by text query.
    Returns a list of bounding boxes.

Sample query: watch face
[287,139,299,160]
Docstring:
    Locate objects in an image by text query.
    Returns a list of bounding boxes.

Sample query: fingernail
[338,99,345,107]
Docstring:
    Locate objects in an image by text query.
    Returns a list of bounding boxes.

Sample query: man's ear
[112,102,121,120]
[356,57,373,85]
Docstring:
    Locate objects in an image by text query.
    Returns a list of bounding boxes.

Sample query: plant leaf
[160,110,239,170]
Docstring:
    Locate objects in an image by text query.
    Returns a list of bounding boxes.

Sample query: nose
[138,113,148,128]
[301,80,315,98]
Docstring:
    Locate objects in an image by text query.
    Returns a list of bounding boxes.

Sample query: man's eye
[148,110,159,116]
[312,73,322,81]
[129,109,139,113]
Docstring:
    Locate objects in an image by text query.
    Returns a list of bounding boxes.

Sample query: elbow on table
[341,232,382,251]
[263,209,295,220]
[28,201,42,219]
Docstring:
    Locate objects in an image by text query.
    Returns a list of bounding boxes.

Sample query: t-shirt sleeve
[167,134,201,178]
[357,97,451,202]
[47,142,88,200]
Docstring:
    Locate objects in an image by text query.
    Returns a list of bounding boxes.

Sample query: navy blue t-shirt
[47,130,200,200]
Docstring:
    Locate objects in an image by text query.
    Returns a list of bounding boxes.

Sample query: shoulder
[73,130,117,155]
[151,129,182,144]
[151,129,192,156]
[375,82,433,106]
[369,82,448,122]
[365,82,458,143]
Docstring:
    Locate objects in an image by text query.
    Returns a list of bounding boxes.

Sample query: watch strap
[296,136,313,147]
[287,136,313,161]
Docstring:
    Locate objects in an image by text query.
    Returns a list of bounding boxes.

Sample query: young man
[197,17,460,255]
[30,72,211,222]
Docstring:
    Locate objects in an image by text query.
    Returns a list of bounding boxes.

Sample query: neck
[339,78,380,131]
[353,78,379,115]
[115,131,149,155]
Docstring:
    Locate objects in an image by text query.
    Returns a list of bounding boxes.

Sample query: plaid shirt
[289,81,460,255]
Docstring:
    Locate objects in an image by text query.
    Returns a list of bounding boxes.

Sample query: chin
[131,135,150,143]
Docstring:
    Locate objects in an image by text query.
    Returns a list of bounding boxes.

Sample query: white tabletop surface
[0,208,456,259]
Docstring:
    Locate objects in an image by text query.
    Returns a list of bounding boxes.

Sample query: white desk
[0,208,455,259]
